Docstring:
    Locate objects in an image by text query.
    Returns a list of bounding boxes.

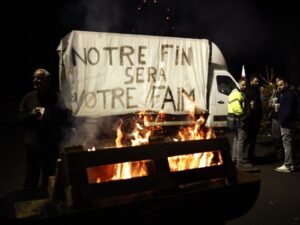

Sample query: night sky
[1,0,300,122]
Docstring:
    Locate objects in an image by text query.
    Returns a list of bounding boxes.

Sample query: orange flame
[88,107,222,183]
[177,115,216,141]
[168,151,223,172]
[87,160,153,184]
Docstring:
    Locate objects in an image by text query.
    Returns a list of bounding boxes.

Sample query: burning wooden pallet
[45,137,260,223]
[4,137,259,224]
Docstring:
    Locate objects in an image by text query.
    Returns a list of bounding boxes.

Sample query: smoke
[58,0,127,149]
[61,116,122,150]
[60,0,124,32]
[83,0,123,31]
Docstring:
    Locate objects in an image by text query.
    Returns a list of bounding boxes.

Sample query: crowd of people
[227,75,299,172]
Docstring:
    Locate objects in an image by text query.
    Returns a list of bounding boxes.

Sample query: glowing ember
[87,146,96,152]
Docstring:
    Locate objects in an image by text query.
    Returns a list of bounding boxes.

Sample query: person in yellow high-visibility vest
[227,78,254,170]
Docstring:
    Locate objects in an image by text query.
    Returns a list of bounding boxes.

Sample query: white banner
[57,31,209,117]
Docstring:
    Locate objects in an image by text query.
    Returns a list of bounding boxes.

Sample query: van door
[207,71,238,127]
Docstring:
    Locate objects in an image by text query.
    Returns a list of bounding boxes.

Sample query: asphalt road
[226,130,300,225]
[0,123,300,225]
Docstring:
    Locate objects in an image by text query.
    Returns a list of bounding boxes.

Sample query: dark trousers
[272,118,284,160]
[274,137,284,160]
[246,121,260,161]
[23,146,59,189]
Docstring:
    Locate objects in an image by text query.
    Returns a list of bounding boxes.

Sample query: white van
[58,31,238,129]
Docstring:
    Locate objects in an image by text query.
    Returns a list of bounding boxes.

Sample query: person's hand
[32,108,41,115]
[32,107,45,121]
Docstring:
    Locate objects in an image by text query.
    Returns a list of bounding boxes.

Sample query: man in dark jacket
[245,75,262,163]
[268,77,284,161]
[274,77,297,173]
[18,68,72,188]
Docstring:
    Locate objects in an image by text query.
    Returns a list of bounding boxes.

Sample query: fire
[168,113,222,172]
[87,108,223,183]
[168,151,223,172]
[115,111,163,147]
[175,115,217,141]
[87,160,153,184]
